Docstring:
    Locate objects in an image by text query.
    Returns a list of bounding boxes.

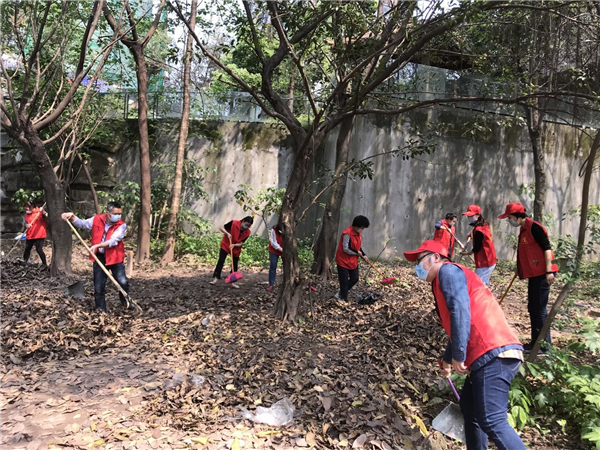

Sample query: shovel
[66,281,85,299]
[441,226,475,264]
[65,218,142,314]
[361,255,397,285]
[225,238,243,284]
[433,361,466,443]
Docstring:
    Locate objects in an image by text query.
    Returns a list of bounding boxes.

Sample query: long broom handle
[361,254,385,278]
[498,273,518,305]
[65,218,140,312]
[441,226,476,264]
[6,203,47,258]
[229,237,235,272]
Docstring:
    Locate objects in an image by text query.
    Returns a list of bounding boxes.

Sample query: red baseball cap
[462,204,481,217]
[403,240,449,262]
[498,202,526,219]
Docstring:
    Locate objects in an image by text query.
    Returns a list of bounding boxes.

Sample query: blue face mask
[508,219,520,227]
[415,262,429,280]
[109,214,121,222]
[25,210,32,214]
[241,224,249,230]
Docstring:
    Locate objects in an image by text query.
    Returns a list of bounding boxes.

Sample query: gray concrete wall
[2,107,598,262]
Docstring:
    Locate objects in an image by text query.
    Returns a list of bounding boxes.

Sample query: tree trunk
[525,104,547,222]
[528,131,600,360]
[18,123,72,276]
[311,115,355,279]
[78,152,100,214]
[161,0,197,265]
[274,137,319,321]
[132,46,152,263]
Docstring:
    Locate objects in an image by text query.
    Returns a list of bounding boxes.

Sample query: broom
[224,238,243,284]
[361,255,397,285]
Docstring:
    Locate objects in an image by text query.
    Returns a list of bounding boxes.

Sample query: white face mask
[468,216,478,225]
[508,219,520,228]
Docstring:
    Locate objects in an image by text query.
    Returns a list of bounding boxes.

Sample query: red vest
[268,228,283,257]
[433,219,456,257]
[432,263,521,368]
[220,220,251,257]
[335,226,362,270]
[517,218,559,279]
[25,207,47,240]
[90,214,125,265]
[471,223,497,268]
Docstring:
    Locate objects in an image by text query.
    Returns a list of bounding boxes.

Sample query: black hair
[445,213,457,221]
[24,202,33,208]
[471,214,488,227]
[107,201,121,211]
[512,212,528,219]
[241,216,254,224]
[352,215,370,228]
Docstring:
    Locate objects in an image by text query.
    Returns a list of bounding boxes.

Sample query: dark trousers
[338,266,359,301]
[527,274,552,346]
[93,253,129,312]
[212,249,239,279]
[460,357,526,450]
[23,238,47,266]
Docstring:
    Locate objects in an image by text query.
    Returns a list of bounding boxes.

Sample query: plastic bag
[239,397,294,426]
[164,372,205,390]
[355,292,380,305]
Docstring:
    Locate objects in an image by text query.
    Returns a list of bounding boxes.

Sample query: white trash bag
[164,372,205,390]
[238,397,294,426]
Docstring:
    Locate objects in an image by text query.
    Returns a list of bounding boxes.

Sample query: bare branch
[242,0,265,64]
[141,0,167,47]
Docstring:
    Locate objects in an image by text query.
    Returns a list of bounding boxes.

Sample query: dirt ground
[1,242,595,450]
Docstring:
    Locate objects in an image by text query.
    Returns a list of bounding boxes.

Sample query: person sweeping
[498,203,558,353]
[434,213,457,258]
[21,202,48,267]
[461,204,497,286]
[61,201,130,313]
[335,215,370,301]
[404,239,525,450]
[210,216,253,288]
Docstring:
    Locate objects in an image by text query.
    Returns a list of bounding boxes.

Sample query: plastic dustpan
[66,281,85,299]
[432,402,465,442]
[225,271,243,284]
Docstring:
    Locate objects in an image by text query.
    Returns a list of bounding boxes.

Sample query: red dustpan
[224,239,242,284]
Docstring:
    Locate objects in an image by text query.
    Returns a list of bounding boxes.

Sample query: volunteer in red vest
[460,204,497,286]
[210,216,253,288]
[267,224,283,291]
[404,240,525,450]
[434,213,457,257]
[22,202,48,266]
[61,202,129,313]
[498,202,558,352]
[335,215,370,301]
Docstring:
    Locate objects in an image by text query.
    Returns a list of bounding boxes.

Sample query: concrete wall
[2,107,598,261]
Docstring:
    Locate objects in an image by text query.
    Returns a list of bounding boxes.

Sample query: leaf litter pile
[0,252,584,450]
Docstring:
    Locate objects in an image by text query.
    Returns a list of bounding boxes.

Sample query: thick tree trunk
[18,123,72,276]
[311,115,355,279]
[274,137,319,321]
[161,0,197,265]
[132,46,152,263]
[525,105,547,222]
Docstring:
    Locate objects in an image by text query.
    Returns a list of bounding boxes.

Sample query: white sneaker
[231,283,240,289]
[334,291,340,299]
[210,278,218,285]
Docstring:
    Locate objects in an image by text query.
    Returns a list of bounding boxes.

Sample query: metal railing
[100,63,599,128]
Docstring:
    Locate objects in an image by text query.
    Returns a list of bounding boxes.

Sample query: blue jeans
[475,264,495,286]
[93,253,129,312]
[269,252,280,286]
[460,357,526,450]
